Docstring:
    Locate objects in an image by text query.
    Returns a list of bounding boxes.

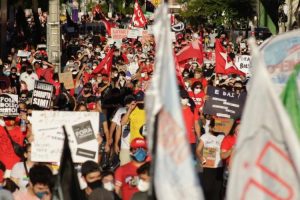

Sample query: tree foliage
[178,0,255,28]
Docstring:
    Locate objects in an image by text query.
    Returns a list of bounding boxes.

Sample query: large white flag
[227,38,300,199]
[145,3,204,200]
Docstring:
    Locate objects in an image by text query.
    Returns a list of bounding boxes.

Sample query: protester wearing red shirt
[190,68,208,89]
[221,121,240,168]
[188,81,206,114]
[0,117,25,170]
[115,138,148,200]
[180,89,201,158]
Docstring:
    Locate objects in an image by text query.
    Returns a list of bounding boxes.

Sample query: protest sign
[214,117,234,135]
[235,55,251,76]
[59,72,74,89]
[32,81,53,109]
[111,28,128,40]
[31,111,99,163]
[0,94,18,116]
[203,86,247,119]
[17,50,31,58]
[127,29,140,39]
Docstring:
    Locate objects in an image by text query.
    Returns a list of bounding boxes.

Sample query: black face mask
[83,89,91,95]
[137,103,144,109]
[87,180,102,190]
[27,70,33,74]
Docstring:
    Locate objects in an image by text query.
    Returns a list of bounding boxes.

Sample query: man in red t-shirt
[0,117,25,170]
[115,138,148,200]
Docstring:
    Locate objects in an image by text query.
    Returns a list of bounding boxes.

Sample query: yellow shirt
[129,107,146,142]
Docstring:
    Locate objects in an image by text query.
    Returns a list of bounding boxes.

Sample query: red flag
[132,0,147,28]
[101,19,116,36]
[215,39,245,75]
[93,49,114,75]
[176,40,203,65]
[174,56,185,86]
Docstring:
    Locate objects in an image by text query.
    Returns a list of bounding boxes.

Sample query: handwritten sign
[235,55,251,76]
[31,111,99,163]
[111,28,128,40]
[59,72,74,90]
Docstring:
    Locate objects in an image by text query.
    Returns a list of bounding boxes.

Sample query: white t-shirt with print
[200,133,224,168]
[111,107,127,126]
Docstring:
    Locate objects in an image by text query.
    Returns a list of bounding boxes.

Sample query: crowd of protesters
[0,4,265,200]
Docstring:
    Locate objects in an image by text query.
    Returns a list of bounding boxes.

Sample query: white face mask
[42,65,48,69]
[194,88,201,94]
[103,182,115,191]
[90,79,96,84]
[141,73,146,78]
[181,98,189,105]
[27,116,32,124]
[184,82,190,88]
[137,180,149,192]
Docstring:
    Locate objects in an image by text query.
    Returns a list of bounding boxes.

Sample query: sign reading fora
[72,121,96,145]
[32,81,53,109]
[0,94,19,116]
[203,86,247,119]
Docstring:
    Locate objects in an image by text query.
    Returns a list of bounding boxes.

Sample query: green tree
[178,0,255,28]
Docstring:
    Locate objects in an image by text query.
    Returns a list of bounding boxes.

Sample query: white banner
[31,111,99,163]
[127,29,140,39]
[227,39,300,200]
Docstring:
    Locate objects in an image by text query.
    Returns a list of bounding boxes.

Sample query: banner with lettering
[32,81,53,109]
[203,86,247,119]
[0,94,19,116]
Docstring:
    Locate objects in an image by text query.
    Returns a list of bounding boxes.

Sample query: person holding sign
[196,118,224,200]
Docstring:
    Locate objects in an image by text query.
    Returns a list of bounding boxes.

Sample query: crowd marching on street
[0,1,300,200]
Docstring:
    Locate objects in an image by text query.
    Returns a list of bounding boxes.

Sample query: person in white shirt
[111,95,136,166]
[20,65,38,91]
[196,118,224,200]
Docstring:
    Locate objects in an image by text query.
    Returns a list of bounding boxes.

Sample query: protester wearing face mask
[180,89,201,161]
[9,67,20,95]
[121,91,146,142]
[13,164,53,200]
[101,171,121,200]
[131,162,151,200]
[81,161,114,200]
[189,81,206,114]
[115,138,148,200]
[196,118,224,200]
[191,68,207,90]
[0,116,25,171]
[20,65,38,91]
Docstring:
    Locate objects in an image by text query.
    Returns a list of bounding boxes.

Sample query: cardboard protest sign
[0,94,19,116]
[31,111,99,163]
[235,55,251,76]
[59,72,74,89]
[214,117,234,135]
[203,86,247,119]
[111,28,128,40]
[32,81,53,109]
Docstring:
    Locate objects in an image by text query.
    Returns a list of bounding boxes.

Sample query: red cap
[130,138,147,149]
